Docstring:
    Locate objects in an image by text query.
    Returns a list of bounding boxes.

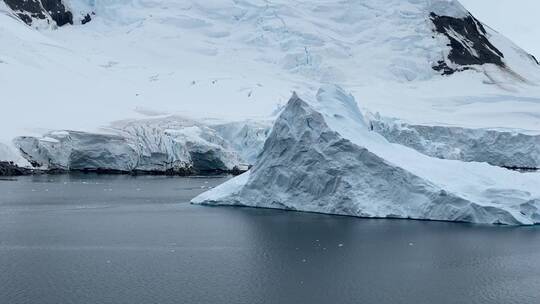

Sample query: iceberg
[193,86,540,225]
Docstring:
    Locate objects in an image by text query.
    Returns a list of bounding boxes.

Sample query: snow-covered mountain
[1,0,540,222]
[1,0,539,148]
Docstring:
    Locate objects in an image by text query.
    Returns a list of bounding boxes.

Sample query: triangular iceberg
[193,86,540,225]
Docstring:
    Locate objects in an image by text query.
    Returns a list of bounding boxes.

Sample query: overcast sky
[459,0,540,57]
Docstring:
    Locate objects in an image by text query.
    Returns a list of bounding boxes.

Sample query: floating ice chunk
[193,86,540,225]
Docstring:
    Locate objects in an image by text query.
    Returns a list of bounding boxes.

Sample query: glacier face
[13,117,249,174]
[111,117,245,173]
[367,115,540,169]
[14,131,142,172]
[0,143,19,162]
[209,120,272,165]
[194,86,540,225]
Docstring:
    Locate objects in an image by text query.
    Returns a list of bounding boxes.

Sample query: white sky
[459,0,540,57]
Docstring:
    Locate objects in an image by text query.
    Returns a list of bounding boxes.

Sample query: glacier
[2,0,540,149]
[0,143,18,162]
[13,117,248,174]
[367,114,540,170]
[193,86,540,225]
[209,120,272,165]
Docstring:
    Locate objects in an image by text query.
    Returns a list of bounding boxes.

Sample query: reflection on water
[1,174,540,304]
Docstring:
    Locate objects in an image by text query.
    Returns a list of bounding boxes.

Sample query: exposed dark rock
[4,0,47,24]
[4,0,73,27]
[530,54,540,65]
[42,0,73,26]
[503,166,539,173]
[432,60,470,75]
[430,12,505,75]
[0,160,240,177]
[0,161,34,176]
[81,13,92,25]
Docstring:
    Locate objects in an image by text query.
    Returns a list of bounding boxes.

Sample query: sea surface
[1,174,539,304]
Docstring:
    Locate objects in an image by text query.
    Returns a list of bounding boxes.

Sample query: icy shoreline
[10,117,263,176]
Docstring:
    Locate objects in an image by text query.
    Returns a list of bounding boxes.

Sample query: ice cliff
[367,115,540,170]
[209,120,272,165]
[193,86,540,225]
[13,117,248,174]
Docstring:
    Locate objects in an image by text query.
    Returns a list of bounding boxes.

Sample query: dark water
[1,174,540,304]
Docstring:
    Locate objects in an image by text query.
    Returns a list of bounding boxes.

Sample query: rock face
[368,116,540,170]
[530,54,539,65]
[14,117,246,175]
[193,86,540,225]
[430,12,505,75]
[3,0,73,27]
[0,161,33,176]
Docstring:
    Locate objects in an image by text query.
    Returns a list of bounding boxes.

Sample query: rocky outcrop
[81,12,91,24]
[530,54,540,65]
[430,12,505,75]
[194,86,540,225]
[0,161,33,176]
[3,0,73,27]
[367,115,540,170]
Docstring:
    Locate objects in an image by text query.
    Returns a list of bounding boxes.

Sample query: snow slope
[1,0,540,151]
[193,86,540,225]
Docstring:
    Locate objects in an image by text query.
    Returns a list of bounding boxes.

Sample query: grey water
[1,174,540,304]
